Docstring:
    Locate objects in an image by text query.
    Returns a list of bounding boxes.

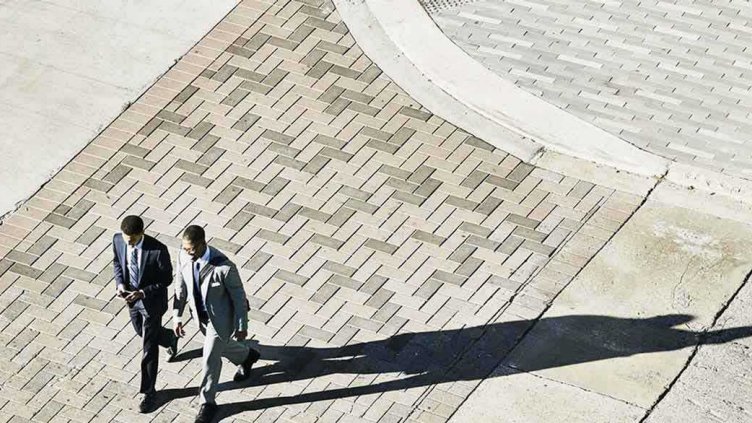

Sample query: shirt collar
[194,246,211,267]
[125,235,144,250]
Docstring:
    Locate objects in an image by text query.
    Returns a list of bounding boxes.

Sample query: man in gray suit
[172,225,260,423]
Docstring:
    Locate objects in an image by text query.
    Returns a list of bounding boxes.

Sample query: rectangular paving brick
[180,172,213,188]
[6,250,37,266]
[411,230,445,246]
[364,239,399,254]
[275,269,309,286]
[43,213,77,229]
[310,234,344,250]
[62,267,97,283]
[9,262,43,279]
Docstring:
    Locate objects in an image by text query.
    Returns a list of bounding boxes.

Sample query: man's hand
[124,290,144,304]
[174,321,186,338]
[234,330,247,341]
[116,285,128,298]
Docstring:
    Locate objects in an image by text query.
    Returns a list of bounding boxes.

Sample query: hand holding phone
[124,290,144,304]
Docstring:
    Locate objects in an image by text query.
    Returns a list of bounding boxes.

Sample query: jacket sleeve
[172,252,188,322]
[141,246,173,296]
[223,263,248,333]
[112,234,126,291]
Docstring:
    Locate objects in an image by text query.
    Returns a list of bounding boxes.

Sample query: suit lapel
[181,249,214,302]
[137,237,149,286]
[199,247,219,301]
[199,262,215,301]
[181,256,195,299]
[117,235,128,276]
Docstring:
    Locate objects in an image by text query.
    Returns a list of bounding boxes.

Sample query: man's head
[182,225,207,261]
[120,215,145,246]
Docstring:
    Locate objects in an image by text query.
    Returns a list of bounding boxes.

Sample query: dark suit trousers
[129,304,172,394]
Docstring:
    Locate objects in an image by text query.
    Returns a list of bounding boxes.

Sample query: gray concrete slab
[509,199,752,408]
[451,365,645,422]
[454,193,752,419]
[646,261,752,422]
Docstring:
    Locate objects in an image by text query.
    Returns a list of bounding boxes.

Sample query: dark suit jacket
[113,233,173,314]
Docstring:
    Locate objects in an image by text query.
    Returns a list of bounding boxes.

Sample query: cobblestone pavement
[0,0,643,421]
[424,0,752,179]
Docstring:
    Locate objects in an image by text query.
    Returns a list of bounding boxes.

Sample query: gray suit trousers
[199,320,251,404]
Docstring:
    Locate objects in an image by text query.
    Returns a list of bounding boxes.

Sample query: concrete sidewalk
[0,0,236,218]
[454,186,752,421]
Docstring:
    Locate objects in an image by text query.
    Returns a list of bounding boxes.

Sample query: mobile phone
[120,290,132,298]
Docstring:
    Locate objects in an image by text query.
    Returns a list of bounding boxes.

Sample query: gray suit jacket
[173,247,248,340]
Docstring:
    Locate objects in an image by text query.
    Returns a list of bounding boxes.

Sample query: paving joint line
[503,363,647,411]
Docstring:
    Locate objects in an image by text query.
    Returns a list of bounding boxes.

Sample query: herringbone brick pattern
[0,0,642,421]
[425,0,752,179]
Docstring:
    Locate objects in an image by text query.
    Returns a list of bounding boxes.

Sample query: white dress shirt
[125,235,143,271]
[193,247,211,285]
[120,234,144,295]
[174,247,211,323]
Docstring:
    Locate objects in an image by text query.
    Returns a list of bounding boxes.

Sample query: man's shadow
[158,314,752,420]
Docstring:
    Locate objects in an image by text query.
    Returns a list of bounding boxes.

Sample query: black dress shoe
[233,348,260,382]
[195,403,218,423]
[139,393,157,413]
[166,332,178,362]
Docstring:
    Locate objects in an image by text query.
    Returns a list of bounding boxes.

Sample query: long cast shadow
[157,314,752,420]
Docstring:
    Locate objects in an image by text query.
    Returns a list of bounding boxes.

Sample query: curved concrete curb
[335,0,543,163]
[333,0,669,178]
[665,163,752,204]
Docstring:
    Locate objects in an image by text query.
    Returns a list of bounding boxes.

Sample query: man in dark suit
[113,215,178,413]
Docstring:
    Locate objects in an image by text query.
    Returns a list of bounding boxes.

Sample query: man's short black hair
[121,215,145,235]
[183,225,206,245]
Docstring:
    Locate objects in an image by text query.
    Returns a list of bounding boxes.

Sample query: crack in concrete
[640,267,752,422]
[517,364,647,410]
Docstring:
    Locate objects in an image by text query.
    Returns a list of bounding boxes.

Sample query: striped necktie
[129,247,139,288]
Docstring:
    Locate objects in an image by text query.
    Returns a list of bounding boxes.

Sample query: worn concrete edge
[0,6,239,225]
[665,163,752,206]
[650,177,752,224]
[334,0,669,179]
[537,151,657,197]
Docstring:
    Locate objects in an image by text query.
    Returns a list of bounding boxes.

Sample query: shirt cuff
[173,311,182,323]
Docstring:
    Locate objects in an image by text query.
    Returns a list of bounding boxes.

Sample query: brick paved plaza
[426,0,752,178]
[0,0,644,421]
[5,0,752,422]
